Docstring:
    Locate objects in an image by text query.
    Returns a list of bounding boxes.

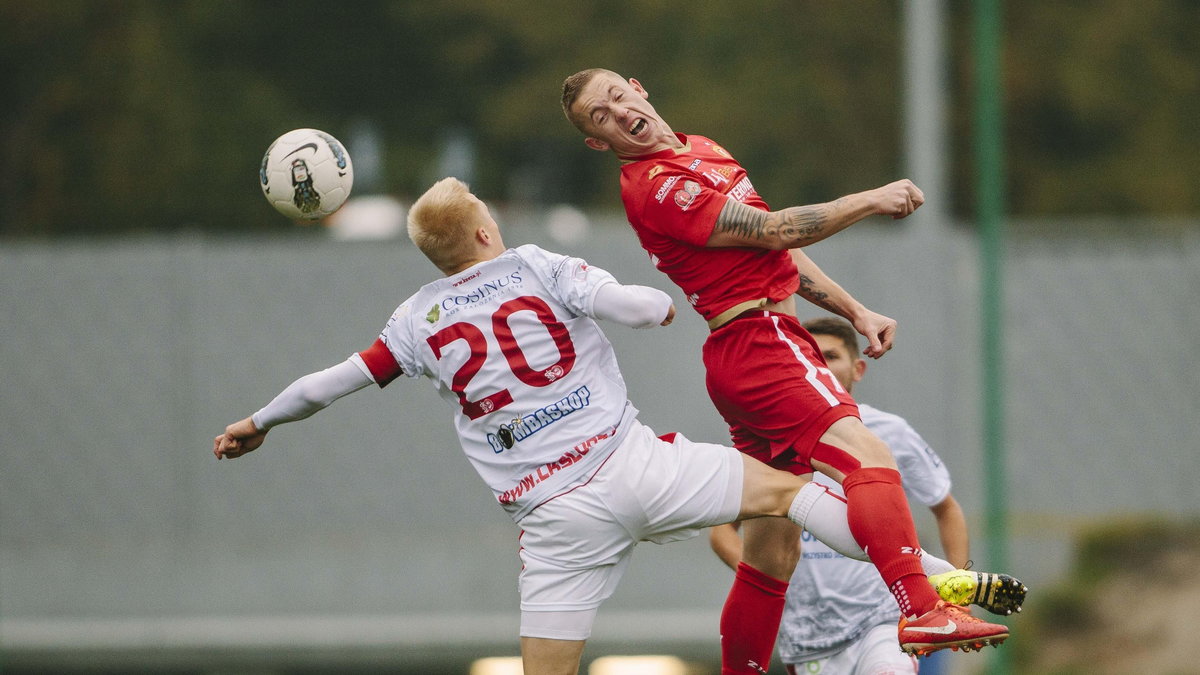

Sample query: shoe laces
[945,603,986,623]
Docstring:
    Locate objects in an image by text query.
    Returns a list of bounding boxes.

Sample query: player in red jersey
[215,177,973,675]
[561,69,1015,672]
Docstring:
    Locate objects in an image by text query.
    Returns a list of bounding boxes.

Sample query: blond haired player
[214,178,969,675]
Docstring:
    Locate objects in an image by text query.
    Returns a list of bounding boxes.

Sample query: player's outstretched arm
[709,522,743,571]
[214,417,268,460]
[213,358,374,460]
[591,282,675,328]
[930,494,970,569]
[706,179,924,250]
[790,250,896,358]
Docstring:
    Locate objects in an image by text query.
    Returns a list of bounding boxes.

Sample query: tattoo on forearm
[715,200,835,246]
[798,274,835,310]
[775,206,829,244]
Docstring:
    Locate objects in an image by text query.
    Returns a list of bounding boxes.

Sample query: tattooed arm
[705,179,923,249]
[790,249,897,358]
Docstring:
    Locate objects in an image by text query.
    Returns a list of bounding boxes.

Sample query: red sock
[720,562,788,675]
[841,467,940,617]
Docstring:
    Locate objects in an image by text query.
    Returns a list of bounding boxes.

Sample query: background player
[213,178,952,675]
[711,317,1022,674]
[561,68,1016,672]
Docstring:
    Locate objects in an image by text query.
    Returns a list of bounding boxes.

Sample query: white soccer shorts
[786,623,919,675]
[516,419,743,640]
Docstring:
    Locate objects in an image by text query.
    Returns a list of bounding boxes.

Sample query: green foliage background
[0,0,1196,235]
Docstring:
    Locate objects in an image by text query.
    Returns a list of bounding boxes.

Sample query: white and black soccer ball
[259,128,353,220]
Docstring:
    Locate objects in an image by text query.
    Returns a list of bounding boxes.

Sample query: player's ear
[852,357,867,385]
[629,77,649,99]
[584,136,610,152]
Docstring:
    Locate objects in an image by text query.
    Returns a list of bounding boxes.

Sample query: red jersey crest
[618,134,800,321]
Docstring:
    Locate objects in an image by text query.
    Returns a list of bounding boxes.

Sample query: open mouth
[629,119,647,136]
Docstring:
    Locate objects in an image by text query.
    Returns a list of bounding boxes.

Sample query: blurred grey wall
[2,212,1198,670]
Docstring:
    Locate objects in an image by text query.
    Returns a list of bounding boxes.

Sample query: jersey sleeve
[517,245,618,316]
[356,338,403,387]
[591,283,672,328]
[252,358,375,430]
[634,172,729,247]
[891,420,953,507]
[362,301,423,386]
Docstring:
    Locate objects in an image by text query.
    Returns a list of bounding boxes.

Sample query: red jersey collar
[619,132,693,164]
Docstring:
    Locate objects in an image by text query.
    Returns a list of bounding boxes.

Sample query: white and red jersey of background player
[356,244,638,522]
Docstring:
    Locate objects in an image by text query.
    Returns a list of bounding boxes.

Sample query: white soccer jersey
[776,403,953,664]
[363,245,638,521]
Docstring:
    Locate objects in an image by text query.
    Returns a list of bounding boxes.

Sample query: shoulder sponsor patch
[673,180,702,211]
[654,175,681,203]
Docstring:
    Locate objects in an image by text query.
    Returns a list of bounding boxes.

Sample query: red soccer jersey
[619,133,799,322]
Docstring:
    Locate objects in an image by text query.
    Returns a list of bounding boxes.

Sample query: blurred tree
[0,0,1195,236]
[0,0,905,234]
[0,2,297,234]
[950,0,1200,218]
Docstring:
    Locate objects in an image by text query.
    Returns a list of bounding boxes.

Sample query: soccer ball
[259,128,354,220]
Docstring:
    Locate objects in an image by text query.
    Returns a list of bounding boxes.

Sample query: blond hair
[407,177,481,272]
[561,68,621,131]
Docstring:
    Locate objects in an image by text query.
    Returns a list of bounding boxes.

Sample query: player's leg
[521,636,587,675]
[738,455,863,559]
[702,313,931,618]
[515,461,637,674]
[710,428,797,675]
[928,568,1028,616]
[738,513,801,579]
[740,455,965,578]
[618,427,784,675]
[812,418,1011,654]
[698,315,928,670]
[723,516,798,675]
[701,320,797,674]
[810,416,939,618]
[610,427,789,675]
[741,454,1027,616]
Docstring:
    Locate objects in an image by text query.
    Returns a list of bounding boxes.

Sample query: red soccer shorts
[703,311,859,475]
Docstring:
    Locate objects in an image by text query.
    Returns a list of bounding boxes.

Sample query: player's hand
[660,304,676,326]
[873,179,924,219]
[213,417,268,460]
[853,310,897,358]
